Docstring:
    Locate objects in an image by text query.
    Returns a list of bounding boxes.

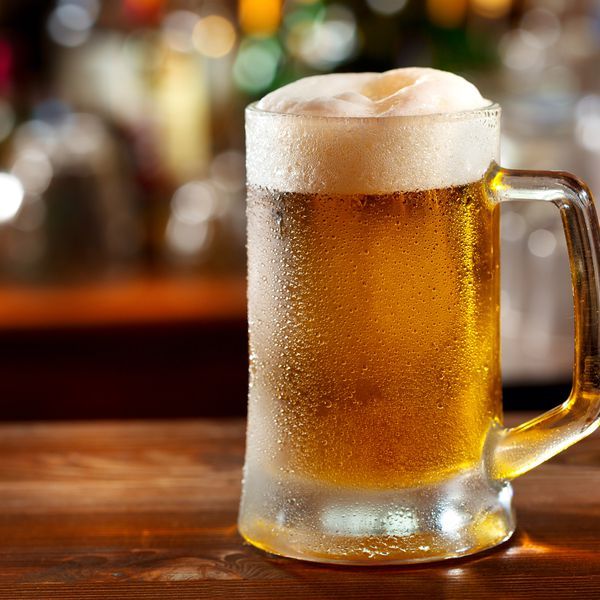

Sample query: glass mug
[238,102,600,564]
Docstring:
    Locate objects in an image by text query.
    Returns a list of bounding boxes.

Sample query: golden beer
[240,69,600,565]
[239,71,514,563]
[247,181,500,489]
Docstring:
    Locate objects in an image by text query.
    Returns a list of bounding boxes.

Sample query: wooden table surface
[0,415,598,599]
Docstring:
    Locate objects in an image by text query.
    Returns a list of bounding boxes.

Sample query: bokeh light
[0,173,25,223]
[499,29,546,71]
[162,10,199,53]
[426,0,468,28]
[520,8,561,48]
[193,15,237,59]
[171,180,218,225]
[47,0,100,47]
[233,37,281,93]
[11,149,54,196]
[366,0,408,17]
[239,0,281,35]
[528,229,557,258]
[575,94,600,153]
[471,0,512,20]
[166,180,218,258]
[286,4,357,70]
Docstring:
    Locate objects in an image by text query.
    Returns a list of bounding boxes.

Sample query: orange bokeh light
[427,0,468,28]
[239,0,281,36]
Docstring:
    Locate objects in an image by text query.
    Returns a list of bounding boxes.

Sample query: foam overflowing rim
[246,101,501,123]
[246,99,501,193]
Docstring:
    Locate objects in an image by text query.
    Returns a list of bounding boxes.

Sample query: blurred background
[0,0,598,420]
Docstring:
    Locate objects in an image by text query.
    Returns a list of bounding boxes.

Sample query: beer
[246,182,500,490]
[239,67,509,563]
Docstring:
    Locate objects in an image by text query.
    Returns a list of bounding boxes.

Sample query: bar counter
[0,415,598,599]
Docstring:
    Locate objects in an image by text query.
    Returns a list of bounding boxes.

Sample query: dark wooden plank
[0,416,598,599]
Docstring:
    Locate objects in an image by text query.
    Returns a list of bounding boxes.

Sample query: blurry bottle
[0,110,142,284]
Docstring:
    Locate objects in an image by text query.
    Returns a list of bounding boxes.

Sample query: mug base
[240,525,515,565]
[238,468,515,565]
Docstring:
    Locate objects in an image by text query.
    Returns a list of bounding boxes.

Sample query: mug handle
[489,166,600,481]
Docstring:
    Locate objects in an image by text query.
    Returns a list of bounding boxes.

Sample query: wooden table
[0,415,598,599]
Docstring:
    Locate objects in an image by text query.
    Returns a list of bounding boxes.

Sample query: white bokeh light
[0,173,25,223]
[162,10,199,53]
[288,4,358,70]
[11,149,54,195]
[47,0,99,47]
[171,180,218,225]
[575,95,600,153]
[367,0,407,17]
[528,229,557,258]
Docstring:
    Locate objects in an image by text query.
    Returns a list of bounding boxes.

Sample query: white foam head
[246,68,499,194]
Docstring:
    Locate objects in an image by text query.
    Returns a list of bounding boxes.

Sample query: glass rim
[246,101,501,123]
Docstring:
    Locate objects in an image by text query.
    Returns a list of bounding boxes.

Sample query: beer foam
[256,68,489,117]
[247,68,500,194]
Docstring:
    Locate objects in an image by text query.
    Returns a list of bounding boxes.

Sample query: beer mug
[238,82,600,564]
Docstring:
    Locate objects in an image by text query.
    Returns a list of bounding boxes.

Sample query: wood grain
[0,416,598,599]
